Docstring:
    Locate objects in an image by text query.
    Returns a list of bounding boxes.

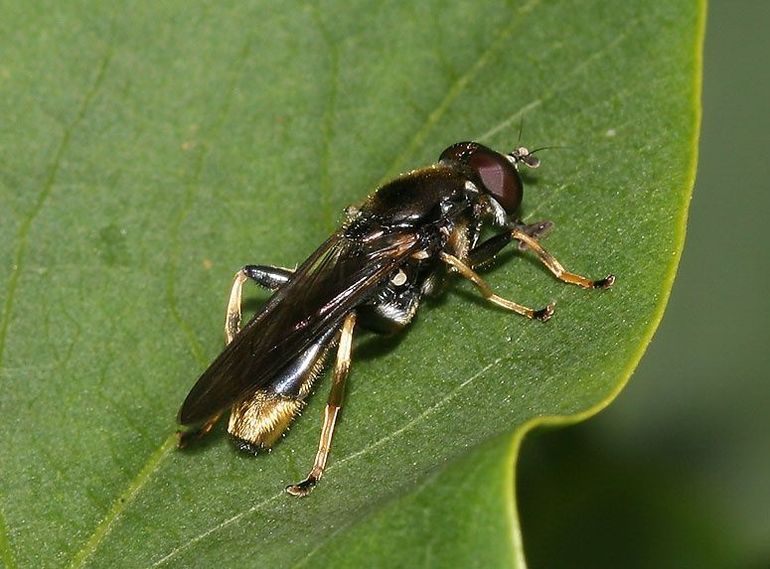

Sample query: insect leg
[510,230,615,289]
[440,252,554,321]
[179,265,295,448]
[286,311,357,497]
[225,265,294,343]
[467,233,511,269]
[469,220,553,269]
[228,324,338,453]
[243,265,293,289]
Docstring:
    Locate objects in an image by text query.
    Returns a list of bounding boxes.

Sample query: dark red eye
[440,142,523,214]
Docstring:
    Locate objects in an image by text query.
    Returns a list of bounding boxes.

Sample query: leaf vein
[379,0,542,181]
[476,19,637,143]
[149,349,521,566]
[68,36,256,569]
[164,39,255,367]
[311,4,341,233]
[66,436,177,569]
[0,45,113,569]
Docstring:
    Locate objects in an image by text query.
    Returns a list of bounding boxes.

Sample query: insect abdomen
[228,391,305,453]
[227,324,339,453]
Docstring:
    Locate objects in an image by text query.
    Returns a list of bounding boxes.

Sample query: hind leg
[225,265,293,343]
[178,264,294,448]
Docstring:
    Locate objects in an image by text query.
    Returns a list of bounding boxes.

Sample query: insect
[177,141,614,496]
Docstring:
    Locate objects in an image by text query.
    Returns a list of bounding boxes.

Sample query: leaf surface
[0,0,703,567]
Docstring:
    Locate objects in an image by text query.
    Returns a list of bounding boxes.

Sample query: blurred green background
[518,2,770,567]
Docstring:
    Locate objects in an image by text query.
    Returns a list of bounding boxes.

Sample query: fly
[177,141,615,496]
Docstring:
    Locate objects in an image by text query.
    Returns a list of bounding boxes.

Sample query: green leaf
[0,0,702,567]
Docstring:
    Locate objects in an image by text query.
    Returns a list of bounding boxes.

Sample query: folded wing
[178,229,422,425]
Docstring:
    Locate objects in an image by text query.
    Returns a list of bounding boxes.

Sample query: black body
[179,143,539,427]
[176,140,615,497]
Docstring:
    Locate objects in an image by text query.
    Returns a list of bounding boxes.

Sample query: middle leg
[509,230,615,289]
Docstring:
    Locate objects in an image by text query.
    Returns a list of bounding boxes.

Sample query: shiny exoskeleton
[177,141,614,496]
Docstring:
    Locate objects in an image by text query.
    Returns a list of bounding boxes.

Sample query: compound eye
[468,147,523,214]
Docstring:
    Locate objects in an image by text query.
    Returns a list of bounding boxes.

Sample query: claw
[286,476,318,497]
[534,302,555,322]
[593,274,615,289]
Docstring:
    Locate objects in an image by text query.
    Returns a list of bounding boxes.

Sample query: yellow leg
[286,311,357,496]
[225,268,250,343]
[178,268,252,449]
[226,265,295,342]
[179,266,293,448]
[511,230,615,289]
[440,252,554,321]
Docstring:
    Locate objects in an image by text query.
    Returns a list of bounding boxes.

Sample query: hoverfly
[177,141,614,496]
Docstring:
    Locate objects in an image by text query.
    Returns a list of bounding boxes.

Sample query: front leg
[469,220,553,269]
[469,224,614,290]
[510,230,614,289]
